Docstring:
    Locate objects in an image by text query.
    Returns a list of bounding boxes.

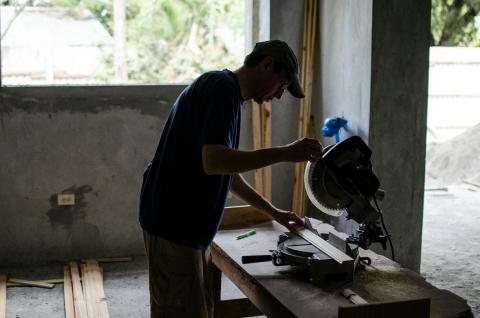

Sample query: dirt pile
[425,122,480,187]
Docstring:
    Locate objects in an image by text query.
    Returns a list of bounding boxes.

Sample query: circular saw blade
[304,160,351,217]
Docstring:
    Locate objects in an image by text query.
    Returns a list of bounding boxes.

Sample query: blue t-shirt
[138,70,243,250]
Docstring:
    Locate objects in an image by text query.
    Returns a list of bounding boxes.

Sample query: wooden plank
[85,260,109,318]
[64,266,76,318]
[81,263,96,318]
[7,278,63,288]
[7,278,54,289]
[70,262,88,318]
[295,228,353,264]
[252,101,264,196]
[342,288,368,305]
[293,0,318,218]
[338,298,430,318]
[0,275,6,318]
[220,205,271,230]
[261,101,272,201]
[214,298,262,318]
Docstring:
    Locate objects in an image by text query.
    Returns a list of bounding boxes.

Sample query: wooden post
[252,101,264,196]
[292,0,318,217]
[251,101,272,201]
[261,101,272,201]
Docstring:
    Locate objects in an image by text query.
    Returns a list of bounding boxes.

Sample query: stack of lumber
[64,260,109,318]
[292,0,318,217]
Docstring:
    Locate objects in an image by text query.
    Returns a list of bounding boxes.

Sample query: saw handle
[241,255,272,264]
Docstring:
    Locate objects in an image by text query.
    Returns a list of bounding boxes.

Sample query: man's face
[253,57,290,104]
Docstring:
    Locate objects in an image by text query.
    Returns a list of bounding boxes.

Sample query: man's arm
[202,137,322,175]
[229,173,304,230]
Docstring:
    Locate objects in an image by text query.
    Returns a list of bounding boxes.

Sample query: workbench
[211,217,472,318]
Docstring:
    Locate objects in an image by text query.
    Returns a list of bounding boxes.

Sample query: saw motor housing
[305,136,380,223]
[305,136,387,250]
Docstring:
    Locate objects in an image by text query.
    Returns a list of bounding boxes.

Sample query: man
[138,40,323,317]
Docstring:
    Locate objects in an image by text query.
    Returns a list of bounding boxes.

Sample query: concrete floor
[1,257,257,318]
[421,185,480,317]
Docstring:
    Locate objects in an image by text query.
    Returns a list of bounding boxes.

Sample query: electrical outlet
[58,194,75,206]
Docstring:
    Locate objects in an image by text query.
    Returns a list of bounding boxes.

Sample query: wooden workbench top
[212,220,472,318]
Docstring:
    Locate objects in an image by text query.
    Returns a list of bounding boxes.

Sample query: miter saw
[242,136,394,283]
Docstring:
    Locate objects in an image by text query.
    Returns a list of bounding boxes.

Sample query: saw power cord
[373,195,395,261]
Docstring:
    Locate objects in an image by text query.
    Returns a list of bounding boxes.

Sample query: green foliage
[33,0,244,83]
[126,0,244,83]
[431,0,480,46]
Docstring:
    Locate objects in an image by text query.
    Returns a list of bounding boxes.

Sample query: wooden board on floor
[64,266,75,318]
[7,278,63,288]
[70,262,88,318]
[7,278,54,289]
[81,263,96,318]
[0,275,6,318]
[85,260,109,318]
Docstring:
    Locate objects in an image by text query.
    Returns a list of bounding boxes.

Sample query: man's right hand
[280,138,323,162]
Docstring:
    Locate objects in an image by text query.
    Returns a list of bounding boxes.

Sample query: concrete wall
[0,86,181,265]
[313,0,372,141]
[309,0,373,234]
[269,0,305,210]
[368,0,430,271]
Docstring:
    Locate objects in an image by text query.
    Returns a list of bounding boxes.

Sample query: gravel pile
[425,122,480,187]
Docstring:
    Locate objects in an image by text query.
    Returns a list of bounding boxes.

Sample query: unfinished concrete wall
[368,0,430,271]
[313,0,372,141]
[0,86,182,265]
[309,0,373,235]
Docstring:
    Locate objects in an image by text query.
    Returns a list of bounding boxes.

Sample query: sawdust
[425,122,480,187]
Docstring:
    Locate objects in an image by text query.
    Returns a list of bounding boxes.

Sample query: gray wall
[368,0,431,271]
[269,0,305,210]
[309,0,373,234]
[0,86,182,265]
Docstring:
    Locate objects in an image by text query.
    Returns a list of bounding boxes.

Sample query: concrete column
[245,0,270,50]
[368,0,431,271]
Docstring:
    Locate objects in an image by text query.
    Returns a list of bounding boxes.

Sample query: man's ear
[260,56,274,72]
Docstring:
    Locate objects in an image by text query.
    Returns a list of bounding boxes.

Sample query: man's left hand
[272,209,305,232]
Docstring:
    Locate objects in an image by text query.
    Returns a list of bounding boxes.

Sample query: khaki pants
[143,231,214,318]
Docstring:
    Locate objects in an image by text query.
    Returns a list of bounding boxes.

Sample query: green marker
[236,229,256,240]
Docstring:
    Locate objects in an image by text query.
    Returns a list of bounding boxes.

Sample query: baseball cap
[251,40,305,98]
